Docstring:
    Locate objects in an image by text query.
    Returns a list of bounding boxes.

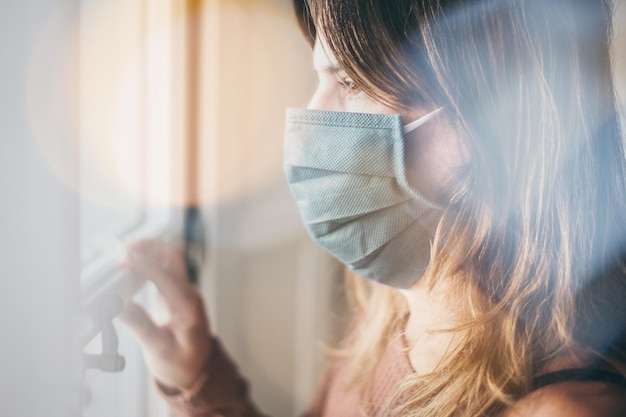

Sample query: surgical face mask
[284,107,445,289]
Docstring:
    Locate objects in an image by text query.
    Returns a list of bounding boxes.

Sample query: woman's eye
[340,78,363,98]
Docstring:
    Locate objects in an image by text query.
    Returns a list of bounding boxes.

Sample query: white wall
[0,1,81,416]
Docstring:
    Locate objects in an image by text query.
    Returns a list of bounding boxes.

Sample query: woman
[121,0,626,415]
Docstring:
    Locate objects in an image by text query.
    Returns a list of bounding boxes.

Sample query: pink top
[162,333,414,417]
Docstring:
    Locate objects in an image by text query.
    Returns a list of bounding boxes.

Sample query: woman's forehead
[312,37,342,75]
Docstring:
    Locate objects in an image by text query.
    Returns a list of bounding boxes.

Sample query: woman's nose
[307,85,339,111]
[306,87,326,110]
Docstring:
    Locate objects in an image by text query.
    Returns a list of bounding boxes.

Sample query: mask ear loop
[403,107,443,134]
[395,107,446,211]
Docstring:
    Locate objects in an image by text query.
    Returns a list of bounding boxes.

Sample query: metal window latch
[82,294,126,372]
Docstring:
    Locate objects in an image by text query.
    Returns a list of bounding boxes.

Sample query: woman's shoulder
[500,380,626,417]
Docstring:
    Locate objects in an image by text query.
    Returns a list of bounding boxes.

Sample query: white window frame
[79,0,189,306]
[78,1,192,416]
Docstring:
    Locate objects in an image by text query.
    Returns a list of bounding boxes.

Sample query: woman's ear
[403,109,467,205]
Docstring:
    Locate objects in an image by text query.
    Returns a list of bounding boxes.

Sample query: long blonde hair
[294,0,626,415]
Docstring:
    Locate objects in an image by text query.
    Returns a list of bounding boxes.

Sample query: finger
[152,241,188,280]
[126,239,187,279]
[125,239,159,257]
[126,251,201,319]
[118,303,167,350]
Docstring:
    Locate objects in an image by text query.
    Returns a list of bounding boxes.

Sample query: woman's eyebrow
[323,64,343,74]
[315,63,343,75]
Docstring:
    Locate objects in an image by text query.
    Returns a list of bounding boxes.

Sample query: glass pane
[79,0,145,266]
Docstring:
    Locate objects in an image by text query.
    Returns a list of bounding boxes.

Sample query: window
[79,0,186,292]
[78,1,343,416]
[79,0,190,416]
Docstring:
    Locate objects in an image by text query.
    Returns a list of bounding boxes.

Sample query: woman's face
[307,37,468,205]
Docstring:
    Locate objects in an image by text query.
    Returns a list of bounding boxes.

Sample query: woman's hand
[118,239,211,393]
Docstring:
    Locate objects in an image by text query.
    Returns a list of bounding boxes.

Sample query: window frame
[79,0,190,319]
[79,0,193,415]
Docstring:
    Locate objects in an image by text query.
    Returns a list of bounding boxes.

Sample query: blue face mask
[284,107,445,289]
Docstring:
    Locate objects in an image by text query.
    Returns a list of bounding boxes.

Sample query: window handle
[82,294,126,372]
